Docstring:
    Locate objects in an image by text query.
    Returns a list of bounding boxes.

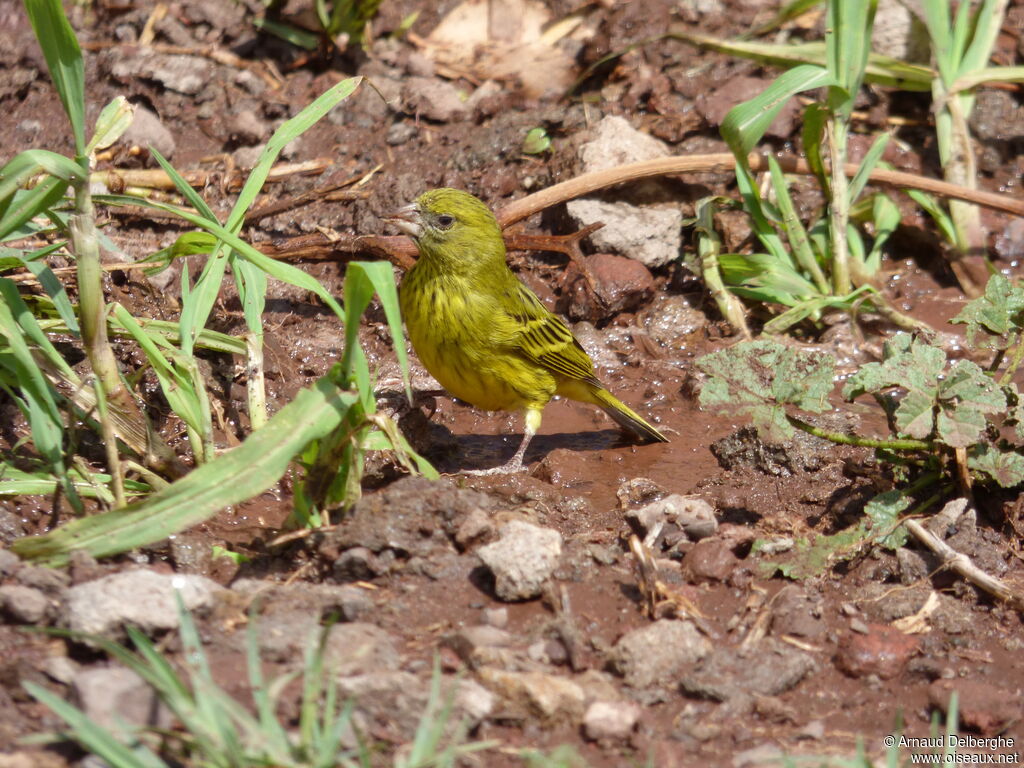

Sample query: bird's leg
[464,408,541,475]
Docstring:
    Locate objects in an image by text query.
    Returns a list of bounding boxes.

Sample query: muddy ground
[1,0,1024,765]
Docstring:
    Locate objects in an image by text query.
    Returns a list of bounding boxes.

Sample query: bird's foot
[462,459,528,476]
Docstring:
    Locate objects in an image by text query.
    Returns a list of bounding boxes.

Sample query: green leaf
[968,444,1024,488]
[86,96,135,157]
[22,0,87,156]
[842,333,946,399]
[950,274,1024,350]
[863,489,910,549]
[522,127,552,154]
[893,388,936,439]
[697,340,835,441]
[722,64,834,159]
[11,372,358,565]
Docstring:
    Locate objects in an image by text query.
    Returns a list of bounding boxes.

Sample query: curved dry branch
[495,152,1024,227]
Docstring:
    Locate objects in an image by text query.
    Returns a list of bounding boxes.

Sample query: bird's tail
[591,387,668,444]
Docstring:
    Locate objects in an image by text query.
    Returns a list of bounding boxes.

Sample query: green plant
[3,0,435,563]
[673,0,1024,301]
[24,601,493,767]
[911,0,1024,294]
[687,0,925,336]
[256,0,384,52]
[697,273,1024,576]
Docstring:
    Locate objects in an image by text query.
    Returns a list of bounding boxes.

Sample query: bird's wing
[505,282,600,385]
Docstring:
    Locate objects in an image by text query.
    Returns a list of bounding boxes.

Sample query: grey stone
[583,700,642,740]
[578,115,670,173]
[477,521,562,601]
[609,620,711,690]
[66,569,221,639]
[628,494,717,545]
[681,638,816,701]
[325,622,400,676]
[122,105,176,159]
[16,565,69,593]
[109,52,212,95]
[0,585,50,624]
[479,668,585,721]
[566,198,682,269]
[73,666,172,732]
[401,77,468,123]
[0,549,22,576]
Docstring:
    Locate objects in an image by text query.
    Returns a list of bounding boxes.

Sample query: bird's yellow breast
[399,263,557,412]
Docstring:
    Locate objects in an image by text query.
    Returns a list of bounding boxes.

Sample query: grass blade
[11,373,358,565]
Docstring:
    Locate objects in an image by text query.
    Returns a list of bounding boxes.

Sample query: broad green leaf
[842,333,946,399]
[863,489,910,549]
[893,387,936,439]
[935,406,986,448]
[968,444,1024,488]
[950,274,1024,350]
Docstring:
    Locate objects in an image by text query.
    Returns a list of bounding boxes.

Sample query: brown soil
[2,0,1024,765]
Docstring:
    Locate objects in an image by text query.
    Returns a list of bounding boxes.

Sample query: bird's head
[386,188,504,266]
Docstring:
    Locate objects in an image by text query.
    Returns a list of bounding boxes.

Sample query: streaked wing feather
[510,283,598,384]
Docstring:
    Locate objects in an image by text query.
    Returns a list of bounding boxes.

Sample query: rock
[401,76,468,123]
[483,606,508,628]
[566,198,682,269]
[108,52,212,95]
[455,678,496,724]
[769,585,826,639]
[835,623,919,679]
[336,671,425,742]
[324,623,401,676]
[680,538,739,583]
[577,115,669,174]
[122,104,176,159]
[232,144,264,170]
[628,494,718,546]
[567,253,655,318]
[928,679,1023,736]
[65,569,221,639]
[319,477,497,573]
[711,425,831,475]
[567,116,682,268]
[16,564,69,593]
[617,477,669,509]
[72,666,172,732]
[995,218,1024,262]
[479,669,585,721]
[970,89,1024,142]
[583,700,642,740]
[477,520,562,601]
[0,548,21,576]
[609,620,711,690]
[232,579,374,623]
[228,108,267,146]
[386,120,417,146]
[681,638,816,701]
[0,585,51,624]
[454,508,496,551]
[41,655,78,685]
[871,0,930,61]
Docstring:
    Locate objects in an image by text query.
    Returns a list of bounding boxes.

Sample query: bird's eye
[436,214,455,230]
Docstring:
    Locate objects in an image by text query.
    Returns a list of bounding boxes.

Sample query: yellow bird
[389,188,667,474]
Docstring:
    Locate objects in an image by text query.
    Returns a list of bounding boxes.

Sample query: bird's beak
[384,203,423,239]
